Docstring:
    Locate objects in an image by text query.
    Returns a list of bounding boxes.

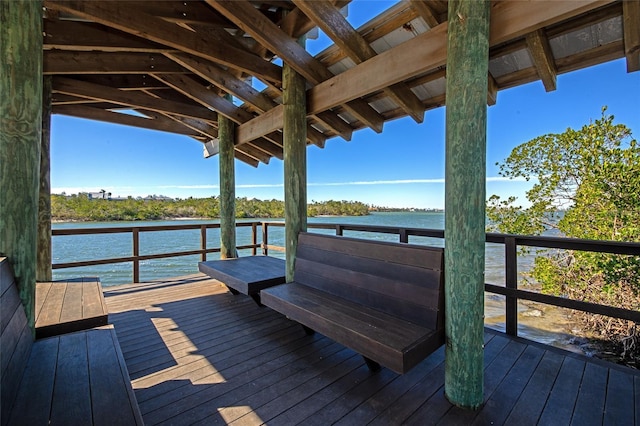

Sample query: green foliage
[51,194,369,221]
[486,107,640,361]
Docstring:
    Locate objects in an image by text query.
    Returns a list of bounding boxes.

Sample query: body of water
[52,212,578,351]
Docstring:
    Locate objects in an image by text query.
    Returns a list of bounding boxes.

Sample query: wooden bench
[35,277,109,339]
[1,258,143,426]
[260,232,445,374]
[199,255,286,305]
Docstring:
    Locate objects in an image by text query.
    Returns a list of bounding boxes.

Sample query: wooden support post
[219,104,237,259]
[444,0,490,410]
[0,0,43,331]
[283,57,307,282]
[37,76,53,282]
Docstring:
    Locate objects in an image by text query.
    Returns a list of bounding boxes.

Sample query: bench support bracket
[363,356,381,372]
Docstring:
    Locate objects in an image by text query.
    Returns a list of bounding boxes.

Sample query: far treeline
[51,194,370,221]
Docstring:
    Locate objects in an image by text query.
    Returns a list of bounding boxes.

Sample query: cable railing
[53,220,640,337]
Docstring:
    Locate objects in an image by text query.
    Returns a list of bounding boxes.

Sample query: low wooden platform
[104,274,640,425]
[35,278,108,339]
[198,256,285,305]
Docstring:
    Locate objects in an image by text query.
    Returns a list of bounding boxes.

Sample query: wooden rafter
[151,74,255,125]
[241,0,613,144]
[164,52,327,147]
[206,0,385,133]
[293,0,425,124]
[526,29,557,92]
[409,0,441,29]
[623,0,640,72]
[53,104,203,137]
[53,77,218,122]
[43,20,167,53]
[44,0,283,84]
[44,51,187,75]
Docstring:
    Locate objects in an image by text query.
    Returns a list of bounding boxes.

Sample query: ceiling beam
[409,0,440,29]
[43,19,168,53]
[526,29,557,91]
[44,0,283,84]
[164,52,328,147]
[53,77,218,122]
[308,0,612,115]
[53,105,203,137]
[44,51,187,75]
[293,0,424,123]
[240,0,612,142]
[623,0,640,72]
[206,0,385,133]
[151,73,291,149]
[151,73,255,125]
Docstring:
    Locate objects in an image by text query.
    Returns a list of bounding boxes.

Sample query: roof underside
[44,0,640,167]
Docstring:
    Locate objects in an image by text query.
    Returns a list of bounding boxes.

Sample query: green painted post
[219,109,237,259]
[0,0,43,331]
[444,0,491,409]
[37,76,53,282]
[283,61,307,282]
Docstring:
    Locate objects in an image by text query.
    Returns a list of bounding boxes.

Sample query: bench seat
[261,232,445,374]
[1,258,142,426]
[261,283,443,374]
[7,325,143,426]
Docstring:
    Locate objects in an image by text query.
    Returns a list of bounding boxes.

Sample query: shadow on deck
[103,274,640,425]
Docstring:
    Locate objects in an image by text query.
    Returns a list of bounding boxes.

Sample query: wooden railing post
[505,236,518,336]
[400,228,409,243]
[336,225,343,236]
[251,222,258,256]
[262,222,269,256]
[133,228,140,283]
[200,225,207,261]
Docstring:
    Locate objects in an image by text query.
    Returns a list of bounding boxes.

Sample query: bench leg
[227,287,240,295]
[301,325,315,336]
[363,356,381,372]
[250,293,264,307]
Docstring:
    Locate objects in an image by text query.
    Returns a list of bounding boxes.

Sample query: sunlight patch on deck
[217,406,264,425]
[131,317,226,389]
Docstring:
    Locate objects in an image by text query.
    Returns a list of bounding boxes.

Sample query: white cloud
[52,176,528,196]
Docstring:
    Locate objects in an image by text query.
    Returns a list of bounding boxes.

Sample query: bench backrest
[1,258,34,425]
[294,233,444,330]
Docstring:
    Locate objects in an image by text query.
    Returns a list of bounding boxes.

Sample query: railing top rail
[52,221,260,236]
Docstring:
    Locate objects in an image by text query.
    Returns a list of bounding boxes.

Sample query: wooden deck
[35,278,108,339]
[104,274,640,425]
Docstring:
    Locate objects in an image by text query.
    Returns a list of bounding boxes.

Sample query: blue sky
[51,2,640,209]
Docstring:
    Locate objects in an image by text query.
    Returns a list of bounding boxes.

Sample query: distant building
[87,190,111,200]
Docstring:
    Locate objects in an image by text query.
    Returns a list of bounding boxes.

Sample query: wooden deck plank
[146,341,349,424]
[82,277,109,318]
[538,356,586,425]
[332,345,447,426]
[37,282,66,327]
[49,331,93,425]
[604,367,635,425]
[99,274,640,426]
[570,361,608,425]
[87,327,142,426]
[7,337,59,425]
[444,339,528,423]
[59,281,84,323]
[34,281,52,324]
[471,344,545,425]
[505,349,564,425]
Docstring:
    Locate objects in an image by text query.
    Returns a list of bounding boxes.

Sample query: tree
[487,108,640,363]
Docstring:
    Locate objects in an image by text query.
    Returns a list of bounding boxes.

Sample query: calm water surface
[52,212,577,350]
